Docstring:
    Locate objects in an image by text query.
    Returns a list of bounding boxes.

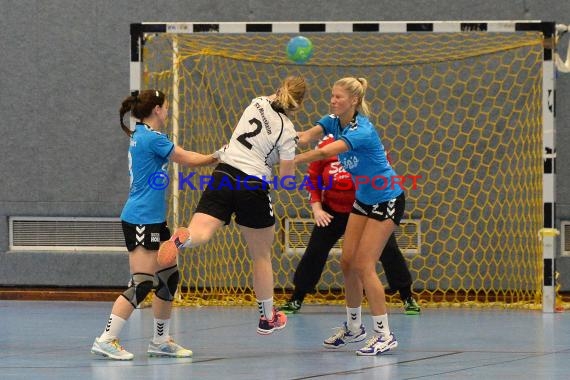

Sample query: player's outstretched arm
[170,146,217,167]
[279,159,296,189]
[279,159,295,178]
[295,139,349,165]
[297,125,324,147]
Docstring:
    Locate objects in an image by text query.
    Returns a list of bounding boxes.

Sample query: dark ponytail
[119,90,166,137]
[119,94,137,137]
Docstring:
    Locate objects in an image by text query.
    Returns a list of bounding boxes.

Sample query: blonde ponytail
[273,76,307,112]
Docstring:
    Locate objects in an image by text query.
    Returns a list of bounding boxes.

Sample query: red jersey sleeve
[307,154,325,204]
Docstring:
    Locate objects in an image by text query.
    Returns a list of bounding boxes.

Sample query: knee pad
[155,265,179,301]
[122,273,155,308]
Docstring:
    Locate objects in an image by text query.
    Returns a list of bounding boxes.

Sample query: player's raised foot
[91,337,134,360]
[257,308,287,335]
[280,299,302,314]
[403,297,421,315]
[356,333,398,356]
[157,227,190,266]
[323,322,366,349]
[147,337,193,358]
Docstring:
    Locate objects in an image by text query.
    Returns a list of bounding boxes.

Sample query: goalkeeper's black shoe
[403,297,421,315]
[280,299,302,314]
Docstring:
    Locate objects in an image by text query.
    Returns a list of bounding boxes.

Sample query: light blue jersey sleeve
[149,132,175,159]
[315,114,335,136]
[339,124,372,152]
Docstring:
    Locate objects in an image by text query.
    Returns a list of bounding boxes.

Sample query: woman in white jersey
[91,90,216,361]
[159,76,307,335]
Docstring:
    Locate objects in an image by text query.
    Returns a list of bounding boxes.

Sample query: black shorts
[195,163,275,229]
[121,221,171,252]
[351,192,406,225]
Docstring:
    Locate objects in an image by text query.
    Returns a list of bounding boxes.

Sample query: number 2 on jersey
[237,118,262,150]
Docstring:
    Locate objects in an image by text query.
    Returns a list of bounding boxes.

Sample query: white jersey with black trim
[219,96,297,179]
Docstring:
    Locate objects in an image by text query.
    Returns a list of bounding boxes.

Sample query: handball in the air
[286,36,313,64]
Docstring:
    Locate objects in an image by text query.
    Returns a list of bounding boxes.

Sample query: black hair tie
[131,90,140,103]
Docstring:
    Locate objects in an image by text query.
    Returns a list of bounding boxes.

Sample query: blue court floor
[1,300,570,379]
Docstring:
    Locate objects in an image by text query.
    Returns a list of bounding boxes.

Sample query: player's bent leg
[155,265,179,302]
[240,224,275,299]
[146,265,192,357]
[91,276,152,361]
[239,224,286,334]
[157,213,224,266]
[122,273,156,308]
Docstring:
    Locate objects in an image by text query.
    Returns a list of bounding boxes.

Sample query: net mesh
[141,31,545,308]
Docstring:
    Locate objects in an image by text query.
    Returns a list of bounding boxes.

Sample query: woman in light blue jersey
[296,77,404,356]
[91,89,216,361]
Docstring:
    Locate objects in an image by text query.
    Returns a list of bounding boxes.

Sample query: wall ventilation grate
[9,217,126,251]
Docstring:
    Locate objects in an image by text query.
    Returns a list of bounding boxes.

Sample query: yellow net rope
[142,31,545,309]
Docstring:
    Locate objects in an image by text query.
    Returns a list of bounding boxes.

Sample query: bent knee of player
[340,254,355,275]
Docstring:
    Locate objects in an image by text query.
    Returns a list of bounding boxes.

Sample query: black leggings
[292,204,413,300]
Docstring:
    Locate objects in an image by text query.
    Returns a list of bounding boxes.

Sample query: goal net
[134,22,554,308]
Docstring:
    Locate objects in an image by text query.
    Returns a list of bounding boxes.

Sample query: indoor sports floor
[1,301,569,379]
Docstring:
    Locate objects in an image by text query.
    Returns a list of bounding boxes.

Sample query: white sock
[372,314,390,336]
[181,236,194,248]
[346,306,362,332]
[153,318,171,344]
[99,314,126,342]
[257,298,274,319]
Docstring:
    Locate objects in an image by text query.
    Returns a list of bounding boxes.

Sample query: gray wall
[1,0,570,289]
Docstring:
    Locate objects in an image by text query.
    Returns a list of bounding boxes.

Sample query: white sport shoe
[91,337,134,360]
[147,338,193,357]
[356,333,398,356]
[323,322,367,349]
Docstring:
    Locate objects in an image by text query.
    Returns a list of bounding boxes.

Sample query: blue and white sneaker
[356,333,398,356]
[147,338,193,357]
[91,337,134,360]
[323,322,367,349]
